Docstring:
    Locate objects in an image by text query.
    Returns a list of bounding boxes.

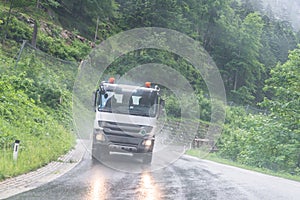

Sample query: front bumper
[93,131,154,153]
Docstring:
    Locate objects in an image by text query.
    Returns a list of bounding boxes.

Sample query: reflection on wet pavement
[136,172,162,200]
[8,152,299,200]
[87,168,108,200]
[86,160,163,200]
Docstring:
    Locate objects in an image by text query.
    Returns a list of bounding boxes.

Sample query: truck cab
[92,78,163,164]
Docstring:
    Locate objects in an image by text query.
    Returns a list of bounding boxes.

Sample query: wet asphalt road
[6,151,300,200]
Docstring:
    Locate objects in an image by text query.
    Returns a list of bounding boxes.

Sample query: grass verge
[0,129,75,181]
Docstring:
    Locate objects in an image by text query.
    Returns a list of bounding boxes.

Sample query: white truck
[92,78,163,164]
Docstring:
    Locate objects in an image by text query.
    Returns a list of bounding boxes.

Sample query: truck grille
[98,121,153,145]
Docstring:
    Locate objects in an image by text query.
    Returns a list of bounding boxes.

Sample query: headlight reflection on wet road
[136,172,162,200]
[87,169,108,200]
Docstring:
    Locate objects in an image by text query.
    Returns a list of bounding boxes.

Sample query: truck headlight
[143,139,152,146]
[96,133,105,141]
[94,128,105,141]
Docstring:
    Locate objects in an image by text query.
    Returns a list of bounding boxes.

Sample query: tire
[142,153,153,164]
[92,144,109,163]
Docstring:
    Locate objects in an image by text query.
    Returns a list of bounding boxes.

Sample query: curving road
[5,149,300,200]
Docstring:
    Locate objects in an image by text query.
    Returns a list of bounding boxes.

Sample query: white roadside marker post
[13,140,20,162]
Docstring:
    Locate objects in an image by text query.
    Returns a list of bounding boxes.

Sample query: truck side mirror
[93,90,98,111]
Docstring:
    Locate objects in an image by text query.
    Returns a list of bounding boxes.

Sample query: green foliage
[42,0,61,8]
[217,44,300,176]
[223,12,264,103]
[162,91,211,121]
[0,52,76,180]
[5,16,32,41]
[218,46,299,173]
[0,73,73,145]
[14,44,77,115]
[218,107,299,174]
[262,46,300,126]
[197,92,212,122]
[117,0,189,32]
[36,31,91,61]
[10,0,36,8]
[0,20,80,178]
[2,0,299,106]
[51,0,119,40]
[1,0,299,179]
[103,48,211,121]
[164,94,181,118]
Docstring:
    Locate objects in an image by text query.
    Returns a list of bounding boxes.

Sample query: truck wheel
[92,144,109,163]
[142,153,153,164]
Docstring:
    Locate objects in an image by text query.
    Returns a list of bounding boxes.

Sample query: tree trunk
[234,70,238,91]
[94,16,99,43]
[2,0,14,44]
[32,20,38,48]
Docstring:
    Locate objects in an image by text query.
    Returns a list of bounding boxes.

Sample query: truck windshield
[98,90,158,117]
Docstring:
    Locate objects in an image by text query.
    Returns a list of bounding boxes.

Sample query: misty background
[262,0,300,30]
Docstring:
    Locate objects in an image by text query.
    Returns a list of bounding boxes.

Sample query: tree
[52,0,118,40]
[261,45,300,171]
[181,0,231,50]
[271,21,297,63]
[222,12,264,104]
[262,45,300,128]
[116,0,189,32]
